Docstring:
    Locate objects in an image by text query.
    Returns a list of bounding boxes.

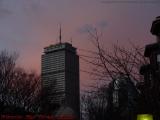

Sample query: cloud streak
[0,0,12,18]
[101,0,160,4]
[77,24,95,34]
[0,8,12,18]
[97,20,107,29]
[77,20,108,34]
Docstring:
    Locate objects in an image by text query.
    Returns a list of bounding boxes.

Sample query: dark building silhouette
[107,74,138,120]
[41,42,80,118]
[139,16,160,119]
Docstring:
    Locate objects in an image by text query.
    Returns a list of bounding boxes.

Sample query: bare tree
[82,29,148,83]
[0,50,41,114]
[81,86,108,120]
[9,67,41,113]
[0,50,17,95]
[0,50,18,113]
[80,29,148,120]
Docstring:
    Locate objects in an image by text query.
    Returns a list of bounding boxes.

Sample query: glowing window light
[137,114,153,120]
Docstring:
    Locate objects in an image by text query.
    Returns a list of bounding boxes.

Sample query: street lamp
[151,16,160,43]
[144,43,160,71]
[137,114,153,120]
[138,16,160,119]
[144,16,160,71]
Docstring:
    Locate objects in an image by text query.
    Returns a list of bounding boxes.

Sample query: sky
[0,0,159,90]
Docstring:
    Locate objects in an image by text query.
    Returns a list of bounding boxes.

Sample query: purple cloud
[97,20,108,29]
[77,24,95,34]
[77,20,107,34]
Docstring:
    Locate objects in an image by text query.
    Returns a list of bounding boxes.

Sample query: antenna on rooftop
[59,23,62,44]
[70,37,72,44]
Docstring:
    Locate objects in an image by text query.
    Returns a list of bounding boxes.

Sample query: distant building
[41,42,80,118]
[107,74,138,119]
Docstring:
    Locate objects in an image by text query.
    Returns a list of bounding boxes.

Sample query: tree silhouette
[80,29,149,120]
[81,86,108,120]
[0,50,41,114]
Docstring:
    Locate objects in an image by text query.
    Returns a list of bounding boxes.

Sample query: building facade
[41,42,79,117]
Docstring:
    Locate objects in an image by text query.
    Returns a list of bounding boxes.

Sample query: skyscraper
[41,42,79,117]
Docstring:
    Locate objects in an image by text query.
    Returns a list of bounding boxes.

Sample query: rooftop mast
[59,23,62,44]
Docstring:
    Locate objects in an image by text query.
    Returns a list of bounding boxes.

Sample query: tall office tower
[41,42,79,117]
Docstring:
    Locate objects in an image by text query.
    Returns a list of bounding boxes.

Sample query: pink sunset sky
[0,0,160,90]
